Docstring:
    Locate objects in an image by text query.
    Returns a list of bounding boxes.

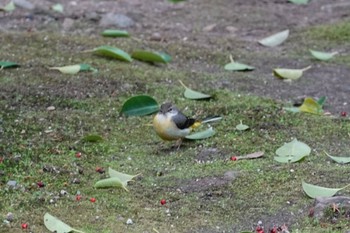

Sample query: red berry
[76,194,82,201]
[90,197,96,203]
[21,223,28,229]
[37,181,45,188]
[75,152,82,158]
[95,167,105,174]
[341,111,347,117]
[160,199,166,205]
[230,156,237,161]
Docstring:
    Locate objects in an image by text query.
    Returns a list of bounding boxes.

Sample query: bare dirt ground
[1,0,350,113]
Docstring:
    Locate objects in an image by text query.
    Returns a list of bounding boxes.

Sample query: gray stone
[13,0,34,10]
[7,180,17,187]
[99,13,134,28]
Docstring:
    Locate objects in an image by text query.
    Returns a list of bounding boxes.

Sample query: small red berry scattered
[160,199,166,205]
[341,111,347,117]
[75,152,82,158]
[37,181,45,188]
[95,167,105,174]
[230,156,237,161]
[256,226,264,233]
[21,223,28,229]
[90,197,96,203]
[270,227,277,233]
[76,194,82,201]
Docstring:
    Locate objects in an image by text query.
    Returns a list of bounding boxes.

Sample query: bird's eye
[168,108,173,112]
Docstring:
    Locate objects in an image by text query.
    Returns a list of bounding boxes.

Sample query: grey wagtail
[153,102,221,143]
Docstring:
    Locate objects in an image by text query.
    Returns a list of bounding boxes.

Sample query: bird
[153,102,199,142]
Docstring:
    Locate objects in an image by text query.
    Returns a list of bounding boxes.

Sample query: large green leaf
[185,127,215,140]
[121,95,159,116]
[101,29,130,37]
[273,66,311,80]
[325,151,350,164]
[44,213,85,233]
[258,29,289,47]
[276,138,311,157]
[309,49,337,61]
[91,45,132,62]
[302,180,348,199]
[0,61,19,69]
[179,80,211,100]
[131,50,171,63]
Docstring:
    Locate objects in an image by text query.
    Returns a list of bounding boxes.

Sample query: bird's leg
[175,138,183,150]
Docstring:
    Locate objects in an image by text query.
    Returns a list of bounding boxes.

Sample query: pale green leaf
[95,168,139,191]
[49,64,96,74]
[309,50,337,61]
[258,29,289,47]
[325,151,350,164]
[44,213,85,233]
[276,138,311,157]
[224,62,254,71]
[273,66,311,80]
[274,154,307,163]
[0,1,15,12]
[121,95,159,116]
[283,107,301,113]
[179,80,211,100]
[302,180,347,199]
[185,127,215,140]
[288,0,309,4]
[52,3,63,13]
[236,120,249,131]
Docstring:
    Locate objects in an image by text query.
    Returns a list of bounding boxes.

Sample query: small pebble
[126,218,133,225]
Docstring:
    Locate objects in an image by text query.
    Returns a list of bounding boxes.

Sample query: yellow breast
[153,113,191,141]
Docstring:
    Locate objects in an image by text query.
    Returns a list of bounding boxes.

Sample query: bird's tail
[191,116,222,129]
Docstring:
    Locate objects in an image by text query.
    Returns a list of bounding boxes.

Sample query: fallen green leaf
[0,61,19,69]
[95,167,139,191]
[82,134,103,142]
[101,29,130,37]
[52,3,63,13]
[91,45,132,62]
[288,0,309,4]
[131,50,171,63]
[44,213,85,233]
[0,1,15,12]
[49,64,96,74]
[302,180,348,199]
[299,97,323,114]
[258,29,289,47]
[274,154,307,163]
[179,80,211,100]
[185,127,215,140]
[236,120,249,131]
[273,66,311,80]
[276,138,311,157]
[325,151,350,164]
[283,107,301,113]
[121,95,159,116]
[224,62,255,71]
[317,96,326,107]
[309,49,338,61]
